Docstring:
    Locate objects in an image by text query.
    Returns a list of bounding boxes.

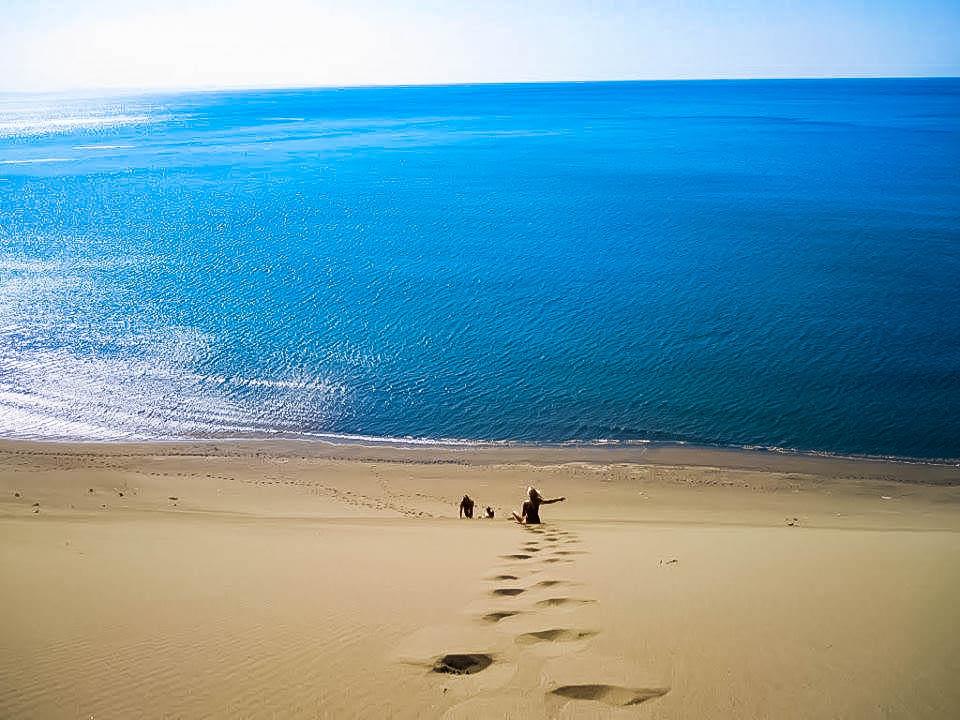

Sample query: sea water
[1,79,958,459]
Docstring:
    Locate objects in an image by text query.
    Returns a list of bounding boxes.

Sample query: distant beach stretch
[1,79,959,461]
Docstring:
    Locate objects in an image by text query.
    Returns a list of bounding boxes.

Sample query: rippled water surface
[1,80,958,458]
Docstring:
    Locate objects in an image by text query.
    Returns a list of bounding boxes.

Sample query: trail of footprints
[237,469,435,519]
[3,449,430,519]
[487,527,596,635]
[429,525,670,710]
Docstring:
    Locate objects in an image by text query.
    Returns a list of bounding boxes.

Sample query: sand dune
[1,440,958,718]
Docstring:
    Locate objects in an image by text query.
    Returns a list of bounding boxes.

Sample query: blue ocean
[1,79,958,459]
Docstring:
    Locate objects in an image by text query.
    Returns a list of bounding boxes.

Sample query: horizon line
[2,74,958,98]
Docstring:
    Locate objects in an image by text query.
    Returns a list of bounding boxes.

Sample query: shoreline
[2,435,957,485]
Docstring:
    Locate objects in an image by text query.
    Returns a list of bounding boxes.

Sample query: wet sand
[1,439,958,718]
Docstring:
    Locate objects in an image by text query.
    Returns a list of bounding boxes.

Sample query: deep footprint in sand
[433,654,494,675]
[550,684,669,706]
[492,588,525,596]
[488,574,519,581]
[516,628,598,644]
[481,610,523,623]
[536,597,596,608]
[542,558,572,564]
[533,579,569,588]
[501,554,533,560]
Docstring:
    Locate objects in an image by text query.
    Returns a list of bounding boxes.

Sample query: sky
[2,0,959,92]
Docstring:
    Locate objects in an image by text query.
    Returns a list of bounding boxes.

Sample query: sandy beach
[1,439,958,718]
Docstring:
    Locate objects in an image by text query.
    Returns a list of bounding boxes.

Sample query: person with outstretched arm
[511,486,564,524]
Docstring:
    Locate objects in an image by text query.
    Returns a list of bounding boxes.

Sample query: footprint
[533,580,568,588]
[433,654,494,675]
[488,574,519,581]
[550,684,669,706]
[516,628,597,644]
[553,550,584,556]
[536,597,596,608]
[492,588,525,597]
[501,554,533,560]
[481,611,522,623]
[542,558,572,564]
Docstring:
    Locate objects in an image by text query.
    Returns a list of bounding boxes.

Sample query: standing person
[459,494,475,518]
[511,486,564,524]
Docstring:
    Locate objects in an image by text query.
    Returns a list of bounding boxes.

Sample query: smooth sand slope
[1,440,958,719]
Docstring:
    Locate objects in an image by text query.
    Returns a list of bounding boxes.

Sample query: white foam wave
[0,157,71,165]
[72,144,135,150]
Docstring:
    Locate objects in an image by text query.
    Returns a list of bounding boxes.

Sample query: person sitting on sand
[459,494,475,518]
[484,506,495,519]
[512,486,564,524]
